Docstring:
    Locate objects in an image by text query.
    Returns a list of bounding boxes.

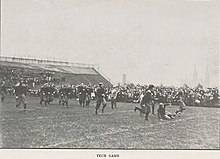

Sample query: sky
[1,0,220,86]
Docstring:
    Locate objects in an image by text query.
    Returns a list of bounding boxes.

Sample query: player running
[134,84,155,120]
[175,91,186,116]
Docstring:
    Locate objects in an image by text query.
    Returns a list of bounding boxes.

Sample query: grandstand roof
[0,61,98,75]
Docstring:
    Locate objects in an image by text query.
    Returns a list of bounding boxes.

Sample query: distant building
[122,74,126,86]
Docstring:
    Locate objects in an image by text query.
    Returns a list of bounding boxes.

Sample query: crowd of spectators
[0,67,61,88]
[114,83,219,107]
[1,66,219,107]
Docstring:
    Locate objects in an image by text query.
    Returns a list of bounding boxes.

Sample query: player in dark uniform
[14,80,29,111]
[134,84,155,120]
[39,83,56,105]
[0,81,7,102]
[40,83,49,106]
[58,85,73,107]
[77,83,86,106]
[95,83,107,114]
[85,84,93,106]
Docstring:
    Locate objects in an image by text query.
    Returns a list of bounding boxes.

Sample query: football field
[0,96,219,149]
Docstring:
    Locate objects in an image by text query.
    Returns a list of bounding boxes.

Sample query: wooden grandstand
[0,56,113,87]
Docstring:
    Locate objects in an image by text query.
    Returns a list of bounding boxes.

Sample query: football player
[14,80,29,111]
[95,83,107,114]
[134,85,155,120]
[85,84,93,106]
[175,91,186,116]
[77,83,86,106]
[157,103,175,120]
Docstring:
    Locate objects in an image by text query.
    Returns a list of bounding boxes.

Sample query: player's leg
[179,106,186,112]
[134,104,145,114]
[134,106,143,113]
[95,98,102,114]
[85,95,88,106]
[81,95,86,106]
[176,101,186,116]
[64,95,68,106]
[175,109,180,115]
[166,111,175,119]
[45,95,49,105]
[66,99,68,107]
[40,94,44,105]
[41,93,46,105]
[21,94,27,111]
[59,94,64,105]
[61,95,65,106]
[114,98,117,109]
[78,96,81,106]
[152,104,155,115]
[85,95,90,106]
[49,95,53,104]
[1,92,6,102]
[58,94,62,105]
[79,99,82,106]
[141,105,146,115]
[0,92,3,102]
[15,96,21,108]
[111,98,114,109]
[163,114,171,120]
[145,105,151,120]
[102,98,107,113]
[87,95,91,106]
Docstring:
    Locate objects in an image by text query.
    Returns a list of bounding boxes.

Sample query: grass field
[0,96,219,149]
